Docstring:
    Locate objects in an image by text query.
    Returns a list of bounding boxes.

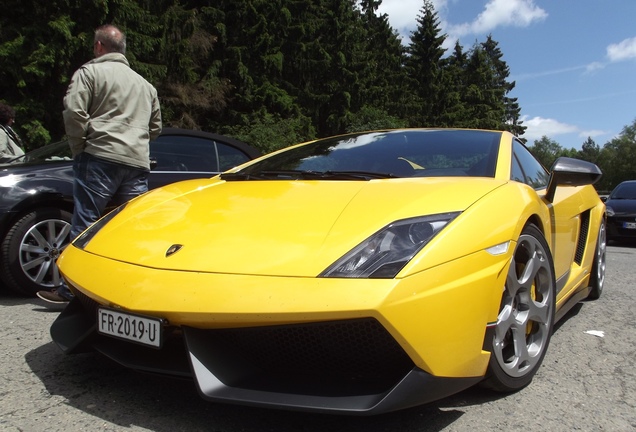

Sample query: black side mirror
[545,157,603,203]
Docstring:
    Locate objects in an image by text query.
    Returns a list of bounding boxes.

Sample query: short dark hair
[0,103,15,125]
[94,24,126,55]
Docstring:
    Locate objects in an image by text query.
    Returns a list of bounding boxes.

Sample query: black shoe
[36,289,71,304]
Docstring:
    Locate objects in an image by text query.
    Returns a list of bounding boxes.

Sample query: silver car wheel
[493,230,554,378]
[588,219,606,299]
[18,218,71,288]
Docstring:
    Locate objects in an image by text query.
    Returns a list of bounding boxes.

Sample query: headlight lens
[73,203,128,250]
[605,206,614,217]
[320,212,460,279]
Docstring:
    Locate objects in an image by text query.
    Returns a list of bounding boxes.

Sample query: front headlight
[73,203,128,250]
[605,206,615,217]
[320,212,460,279]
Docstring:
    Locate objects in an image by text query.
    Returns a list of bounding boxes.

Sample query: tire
[482,224,556,392]
[0,208,72,296]
[587,219,606,300]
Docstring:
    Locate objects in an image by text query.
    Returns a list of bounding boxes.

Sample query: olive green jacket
[63,53,162,170]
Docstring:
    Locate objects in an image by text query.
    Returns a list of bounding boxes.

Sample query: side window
[511,154,525,183]
[512,140,549,189]
[218,143,252,171]
[150,136,217,172]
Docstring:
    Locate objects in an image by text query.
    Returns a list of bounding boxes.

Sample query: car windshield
[3,140,72,165]
[610,182,636,200]
[223,129,501,181]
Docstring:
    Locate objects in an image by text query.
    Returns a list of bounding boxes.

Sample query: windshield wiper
[315,170,399,180]
[221,170,399,181]
[220,172,255,181]
[220,170,305,180]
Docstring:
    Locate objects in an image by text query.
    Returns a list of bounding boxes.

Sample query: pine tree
[438,41,468,127]
[461,42,505,130]
[154,3,230,129]
[404,0,447,127]
[357,0,408,124]
[578,137,600,164]
[480,35,525,136]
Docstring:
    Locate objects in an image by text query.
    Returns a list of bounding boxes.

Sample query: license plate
[623,222,636,229]
[97,307,164,348]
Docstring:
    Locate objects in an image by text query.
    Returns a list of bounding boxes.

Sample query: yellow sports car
[51,129,606,415]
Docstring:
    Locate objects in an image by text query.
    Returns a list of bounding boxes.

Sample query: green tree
[0,0,167,147]
[528,136,563,169]
[140,3,221,129]
[597,119,636,191]
[480,36,525,136]
[0,0,111,147]
[460,44,505,130]
[404,0,446,127]
[357,0,408,125]
[437,41,469,127]
[577,137,601,164]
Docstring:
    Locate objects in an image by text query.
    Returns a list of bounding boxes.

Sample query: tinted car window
[150,135,252,172]
[512,140,549,189]
[511,153,525,183]
[234,130,500,178]
[151,136,217,172]
[609,182,636,199]
[7,132,255,173]
[5,141,72,165]
[218,143,255,171]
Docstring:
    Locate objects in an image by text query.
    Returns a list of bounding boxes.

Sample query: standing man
[37,24,162,304]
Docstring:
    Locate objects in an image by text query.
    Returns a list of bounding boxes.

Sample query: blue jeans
[71,152,149,239]
[57,153,148,300]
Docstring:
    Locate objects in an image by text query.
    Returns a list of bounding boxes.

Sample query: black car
[0,128,260,296]
[604,180,636,242]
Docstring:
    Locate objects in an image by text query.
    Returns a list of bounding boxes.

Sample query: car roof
[159,128,261,159]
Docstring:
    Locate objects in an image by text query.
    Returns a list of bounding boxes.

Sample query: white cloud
[513,65,588,81]
[607,36,636,62]
[584,62,606,73]
[447,0,547,39]
[521,116,578,142]
[578,129,607,140]
[378,0,547,47]
[377,0,448,36]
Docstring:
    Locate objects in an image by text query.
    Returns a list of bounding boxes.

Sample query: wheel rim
[595,222,607,289]
[493,234,554,378]
[18,218,71,288]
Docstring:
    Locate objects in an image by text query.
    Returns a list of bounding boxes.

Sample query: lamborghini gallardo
[51,129,606,415]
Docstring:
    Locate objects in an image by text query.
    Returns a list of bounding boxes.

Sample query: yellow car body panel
[82,177,507,277]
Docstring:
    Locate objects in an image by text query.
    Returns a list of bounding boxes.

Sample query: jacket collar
[86,52,129,67]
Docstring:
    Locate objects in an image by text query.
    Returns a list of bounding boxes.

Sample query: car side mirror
[545,157,602,203]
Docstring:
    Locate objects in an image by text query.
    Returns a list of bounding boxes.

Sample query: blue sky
[377,0,636,149]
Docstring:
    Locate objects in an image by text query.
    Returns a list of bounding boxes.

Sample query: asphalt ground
[1,243,634,431]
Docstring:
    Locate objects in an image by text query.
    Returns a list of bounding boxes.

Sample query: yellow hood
[82,177,505,276]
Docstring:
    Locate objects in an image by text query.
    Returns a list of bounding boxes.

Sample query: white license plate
[97,308,164,348]
[623,222,636,229]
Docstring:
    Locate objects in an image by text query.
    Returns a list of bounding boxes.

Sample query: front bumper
[51,296,481,415]
[607,215,636,239]
[52,244,509,414]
